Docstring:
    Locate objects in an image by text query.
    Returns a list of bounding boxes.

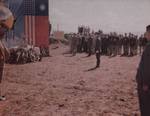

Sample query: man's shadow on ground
[84,66,99,72]
[81,55,92,58]
[64,55,76,57]
[62,52,75,57]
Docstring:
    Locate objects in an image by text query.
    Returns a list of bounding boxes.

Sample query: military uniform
[106,36,111,56]
[87,36,93,56]
[95,36,101,68]
[0,27,8,83]
[112,36,117,56]
[108,36,113,56]
[139,36,144,54]
[129,37,135,56]
[134,36,138,55]
[123,36,129,56]
[0,40,9,83]
[72,35,79,56]
[139,37,148,55]
[0,3,14,100]
[118,36,123,55]
[136,41,150,116]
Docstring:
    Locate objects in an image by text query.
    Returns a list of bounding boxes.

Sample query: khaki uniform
[0,40,9,83]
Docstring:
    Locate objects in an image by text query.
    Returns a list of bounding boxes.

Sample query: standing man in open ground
[136,25,150,116]
[95,34,101,68]
[87,34,93,57]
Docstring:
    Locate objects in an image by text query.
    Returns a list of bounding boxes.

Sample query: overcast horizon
[49,0,150,35]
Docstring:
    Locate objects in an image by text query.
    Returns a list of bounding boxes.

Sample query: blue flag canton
[24,0,35,15]
[35,0,48,16]
[24,0,48,16]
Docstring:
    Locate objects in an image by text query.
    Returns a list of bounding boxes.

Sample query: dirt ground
[0,44,141,116]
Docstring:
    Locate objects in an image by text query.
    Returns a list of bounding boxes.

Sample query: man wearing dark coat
[136,25,150,116]
[95,35,101,68]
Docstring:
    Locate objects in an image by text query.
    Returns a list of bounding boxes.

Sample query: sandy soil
[0,44,141,116]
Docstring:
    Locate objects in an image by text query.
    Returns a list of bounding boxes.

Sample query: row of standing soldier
[68,32,147,57]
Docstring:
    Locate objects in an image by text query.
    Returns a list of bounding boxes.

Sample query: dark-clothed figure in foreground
[0,25,10,101]
[136,25,150,116]
[0,3,14,101]
[95,35,101,68]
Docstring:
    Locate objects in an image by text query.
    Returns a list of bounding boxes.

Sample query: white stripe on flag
[25,16,35,45]
[25,16,28,43]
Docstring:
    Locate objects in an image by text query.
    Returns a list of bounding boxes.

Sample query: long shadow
[81,55,91,58]
[84,66,99,72]
[64,54,76,57]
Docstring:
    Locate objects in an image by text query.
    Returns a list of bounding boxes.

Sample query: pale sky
[49,0,150,34]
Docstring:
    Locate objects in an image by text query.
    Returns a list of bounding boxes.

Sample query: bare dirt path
[0,44,140,116]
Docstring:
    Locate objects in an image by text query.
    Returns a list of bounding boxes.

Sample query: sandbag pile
[8,46,42,64]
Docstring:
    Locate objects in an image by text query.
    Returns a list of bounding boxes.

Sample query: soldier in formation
[67,26,148,65]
